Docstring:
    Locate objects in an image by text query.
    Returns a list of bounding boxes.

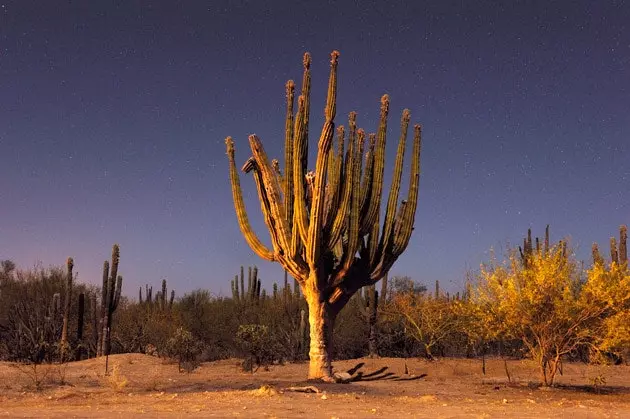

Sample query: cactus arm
[300,53,312,179]
[332,123,363,283]
[325,123,358,250]
[109,245,120,290]
[372,124,422,280]
[375,109,411,267]
[360,95,389,235]
[358,134,376,235]
[248,134,291,254]
[112,275,122,311]
[225,137,275,261]
[620,225,628,264]
[272,159,283,192]
[306,51,339,269]
[284,80,295,228]
[368,208,381,267]
[324,125,345,228]
[292,95,310,247]
[247,158,307,277]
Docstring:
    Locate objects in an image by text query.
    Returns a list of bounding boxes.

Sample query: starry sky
[1,1,628,297]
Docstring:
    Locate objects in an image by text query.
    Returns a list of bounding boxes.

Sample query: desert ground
[0,354,629,418]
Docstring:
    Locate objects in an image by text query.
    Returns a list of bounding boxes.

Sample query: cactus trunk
[305,280,335,380]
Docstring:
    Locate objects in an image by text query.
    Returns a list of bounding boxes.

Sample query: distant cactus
[231,265,261,303]
[76,292,85,359]
[98,244,123,358]
[357,285,379,358]
[608,225,627,266]
[60,257,73,361]
[520,225,560,268]
[619,225,628,265]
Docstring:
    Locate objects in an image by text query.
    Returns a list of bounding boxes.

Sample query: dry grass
[0,354,628,418]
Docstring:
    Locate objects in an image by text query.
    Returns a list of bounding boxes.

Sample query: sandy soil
[0,354,628,418]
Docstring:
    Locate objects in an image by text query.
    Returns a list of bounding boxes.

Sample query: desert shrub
[388,290,462,359]
[164,327,203,372]
[113,298,179,356]
[0,265,95,363]
[473,243,630,386]
[236,324,281,372]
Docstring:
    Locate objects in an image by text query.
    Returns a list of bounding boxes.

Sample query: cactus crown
[225,51,422,303]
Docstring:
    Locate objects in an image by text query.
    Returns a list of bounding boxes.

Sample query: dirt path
[1,355,628,418]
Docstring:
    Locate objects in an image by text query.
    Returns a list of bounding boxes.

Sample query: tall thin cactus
[619,225,627,265]
[225,51,422,380]
[98,244,123,358]
[60,257,73,361]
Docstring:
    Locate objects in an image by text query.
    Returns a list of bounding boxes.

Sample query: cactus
[76,292,85,360]
[608,225,628,266]
[232,266,260,303]
[380,273,388,305]
[434,280,440,300]
[161,279,167,309]
[60,257,73,361]
[619,225,628,265]
[225,51,422,380]
[357,285,379,357]
[90,293,98,357]
[611,237,619,265]
[98,244,123,357]
[592,243,605,266]
[520,225,558,267]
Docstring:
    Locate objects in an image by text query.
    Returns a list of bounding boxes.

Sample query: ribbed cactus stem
[100,244,123,358]
[611,237,619,265]
[592,243,604,266]
[161,279,167,310]
[60,257,73,361]
[240,266,245,302]
[620,225,628,265]
[544,224,550,254]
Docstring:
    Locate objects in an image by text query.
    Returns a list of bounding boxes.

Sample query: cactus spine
[225,51,422,380]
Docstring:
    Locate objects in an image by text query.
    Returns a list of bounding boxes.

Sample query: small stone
[321,394,328,400]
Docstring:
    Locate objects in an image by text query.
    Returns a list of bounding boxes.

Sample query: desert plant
[59,257,73,362]
[236,324,280,372]
[389,287,461,360]
[474,235,630,386]
[98,244,123,361]
[225,51,422,380]
[165,327,203,373]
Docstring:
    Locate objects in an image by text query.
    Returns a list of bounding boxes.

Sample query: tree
[474,241,630,386]
[225,51,422,380]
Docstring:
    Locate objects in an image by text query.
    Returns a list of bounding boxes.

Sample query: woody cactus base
[225,51,423,380]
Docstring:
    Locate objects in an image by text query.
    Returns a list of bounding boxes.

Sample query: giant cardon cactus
[225,51,422,380]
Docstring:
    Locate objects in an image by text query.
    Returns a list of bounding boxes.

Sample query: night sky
[1,1,628,297]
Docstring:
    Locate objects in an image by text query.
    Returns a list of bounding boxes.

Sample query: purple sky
[1,1,628,298]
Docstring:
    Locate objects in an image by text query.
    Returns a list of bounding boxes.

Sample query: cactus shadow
[345,363,427,382]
